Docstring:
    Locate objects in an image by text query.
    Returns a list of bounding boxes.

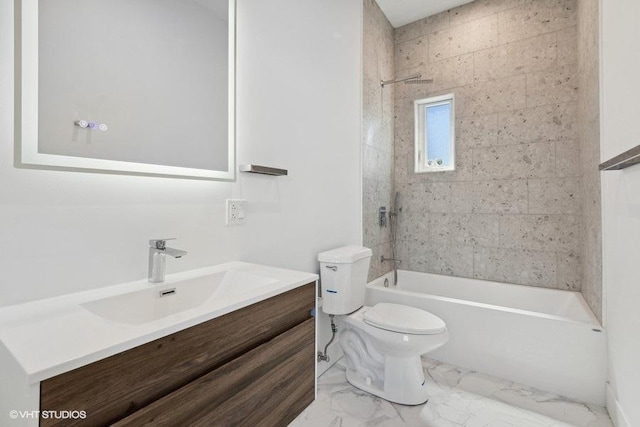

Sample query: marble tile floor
[290,358,612,427]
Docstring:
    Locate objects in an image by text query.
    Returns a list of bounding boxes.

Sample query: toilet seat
[362,303,446,335]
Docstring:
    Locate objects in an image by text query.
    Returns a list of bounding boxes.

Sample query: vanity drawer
[113,317,315,427]
[40,282,315,427]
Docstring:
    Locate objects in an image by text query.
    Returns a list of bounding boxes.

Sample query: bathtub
[366,270,607,406]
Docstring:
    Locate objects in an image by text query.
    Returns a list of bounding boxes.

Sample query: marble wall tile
[450,181,475,213]
[363,77,382,114]
[394,153,410,185]
[392,0,582,291]
[452,180,529,214]
[474,247,558,287]
[363,209,380,246]
[557,251,582,290]
[413,182,452,213]
[422,12,452,34]
[449,0,525,27]
[393,77,433,106]
[429,15,498,62]
[379,179,394,214]
[363,35,378,82]
[363,0,394,280]
[457,214,501,247]
[528,177,582,215]
[394,20,424,45]
[577,0,601,319]
[474,32,557,82]
[428,213,501,247]
[362,178,377,213]
[555,139,582,177]
[498,102,578,145]
[395,36,428,72]
[499,214,580,252]
[472,179,529,213]
[368,240,394,281]
[367,243,383,281]
[408,242,474,277]
[393,101,413,142]
[404,148,474,184]
[456,113,499,150]
[362,144,381,181]
[363,190,393,247]
[456,75,526,117]
[395,12,451,44]
[581,213,602,317]
[526,64,578,108]
[395,151,447,185]
[498,0,577,44]
[395,210,429,244]
[409,54,475,93]
[557,26,578,65]
[377,149,393,183]
[472,142,556,180]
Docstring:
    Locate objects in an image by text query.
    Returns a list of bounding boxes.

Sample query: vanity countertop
[0,262,317,384]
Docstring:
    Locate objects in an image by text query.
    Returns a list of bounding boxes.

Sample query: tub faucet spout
[148,238,187,283]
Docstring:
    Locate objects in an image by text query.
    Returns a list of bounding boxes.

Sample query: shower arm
[380,74,433,87]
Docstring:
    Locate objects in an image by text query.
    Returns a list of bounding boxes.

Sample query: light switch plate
[226,199,247,225]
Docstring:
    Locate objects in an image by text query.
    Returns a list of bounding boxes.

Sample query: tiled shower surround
[392,0,589,291]
[362,0,395,281]
[577,0,602,320]
[363,0,602,317]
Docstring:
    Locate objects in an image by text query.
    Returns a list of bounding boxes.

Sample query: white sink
[81,270,277,325]
[0,261,317,384]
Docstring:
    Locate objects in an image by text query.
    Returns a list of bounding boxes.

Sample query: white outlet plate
[226,199,247,225]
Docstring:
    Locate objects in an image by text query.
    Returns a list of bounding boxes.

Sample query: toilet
[318,246,449,405]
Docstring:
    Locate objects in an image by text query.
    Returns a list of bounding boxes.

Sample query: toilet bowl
[318,246,449,405]
[339,303,448,405]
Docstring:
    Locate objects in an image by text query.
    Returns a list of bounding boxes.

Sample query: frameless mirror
[15,0,236,180]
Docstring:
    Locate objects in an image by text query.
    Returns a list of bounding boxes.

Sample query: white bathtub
[366,270,607,406]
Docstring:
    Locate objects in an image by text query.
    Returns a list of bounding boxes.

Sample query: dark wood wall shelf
[599,144,640,171]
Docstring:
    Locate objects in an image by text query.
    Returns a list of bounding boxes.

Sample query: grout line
[524,72,529,108]
[554,140,559,177]
[555,31,559,67]
[526,178,530,214]
[497,212,502,249]
[498,24,579,47]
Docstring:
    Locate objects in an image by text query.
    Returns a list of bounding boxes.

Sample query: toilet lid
[363,303,446,335]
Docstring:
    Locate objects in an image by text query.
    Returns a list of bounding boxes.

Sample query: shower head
[380,74,433,87]
[404,78,434,85]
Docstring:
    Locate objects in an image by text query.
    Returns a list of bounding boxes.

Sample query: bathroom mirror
[15,0,236,180]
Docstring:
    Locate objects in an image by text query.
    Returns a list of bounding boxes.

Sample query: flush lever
[325,265,338,271]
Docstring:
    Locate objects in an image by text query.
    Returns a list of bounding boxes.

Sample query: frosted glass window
[414,94,455,173]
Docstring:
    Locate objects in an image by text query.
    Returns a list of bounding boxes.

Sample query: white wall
[0,0,362,307]
[600,0,640,425]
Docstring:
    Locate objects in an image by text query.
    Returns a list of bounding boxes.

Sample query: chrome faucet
[148,238,187,283]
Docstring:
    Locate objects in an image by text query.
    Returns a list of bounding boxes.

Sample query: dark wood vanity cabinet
[40,283,316,427]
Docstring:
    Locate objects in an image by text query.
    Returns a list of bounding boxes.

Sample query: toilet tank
[318,246,372,315]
